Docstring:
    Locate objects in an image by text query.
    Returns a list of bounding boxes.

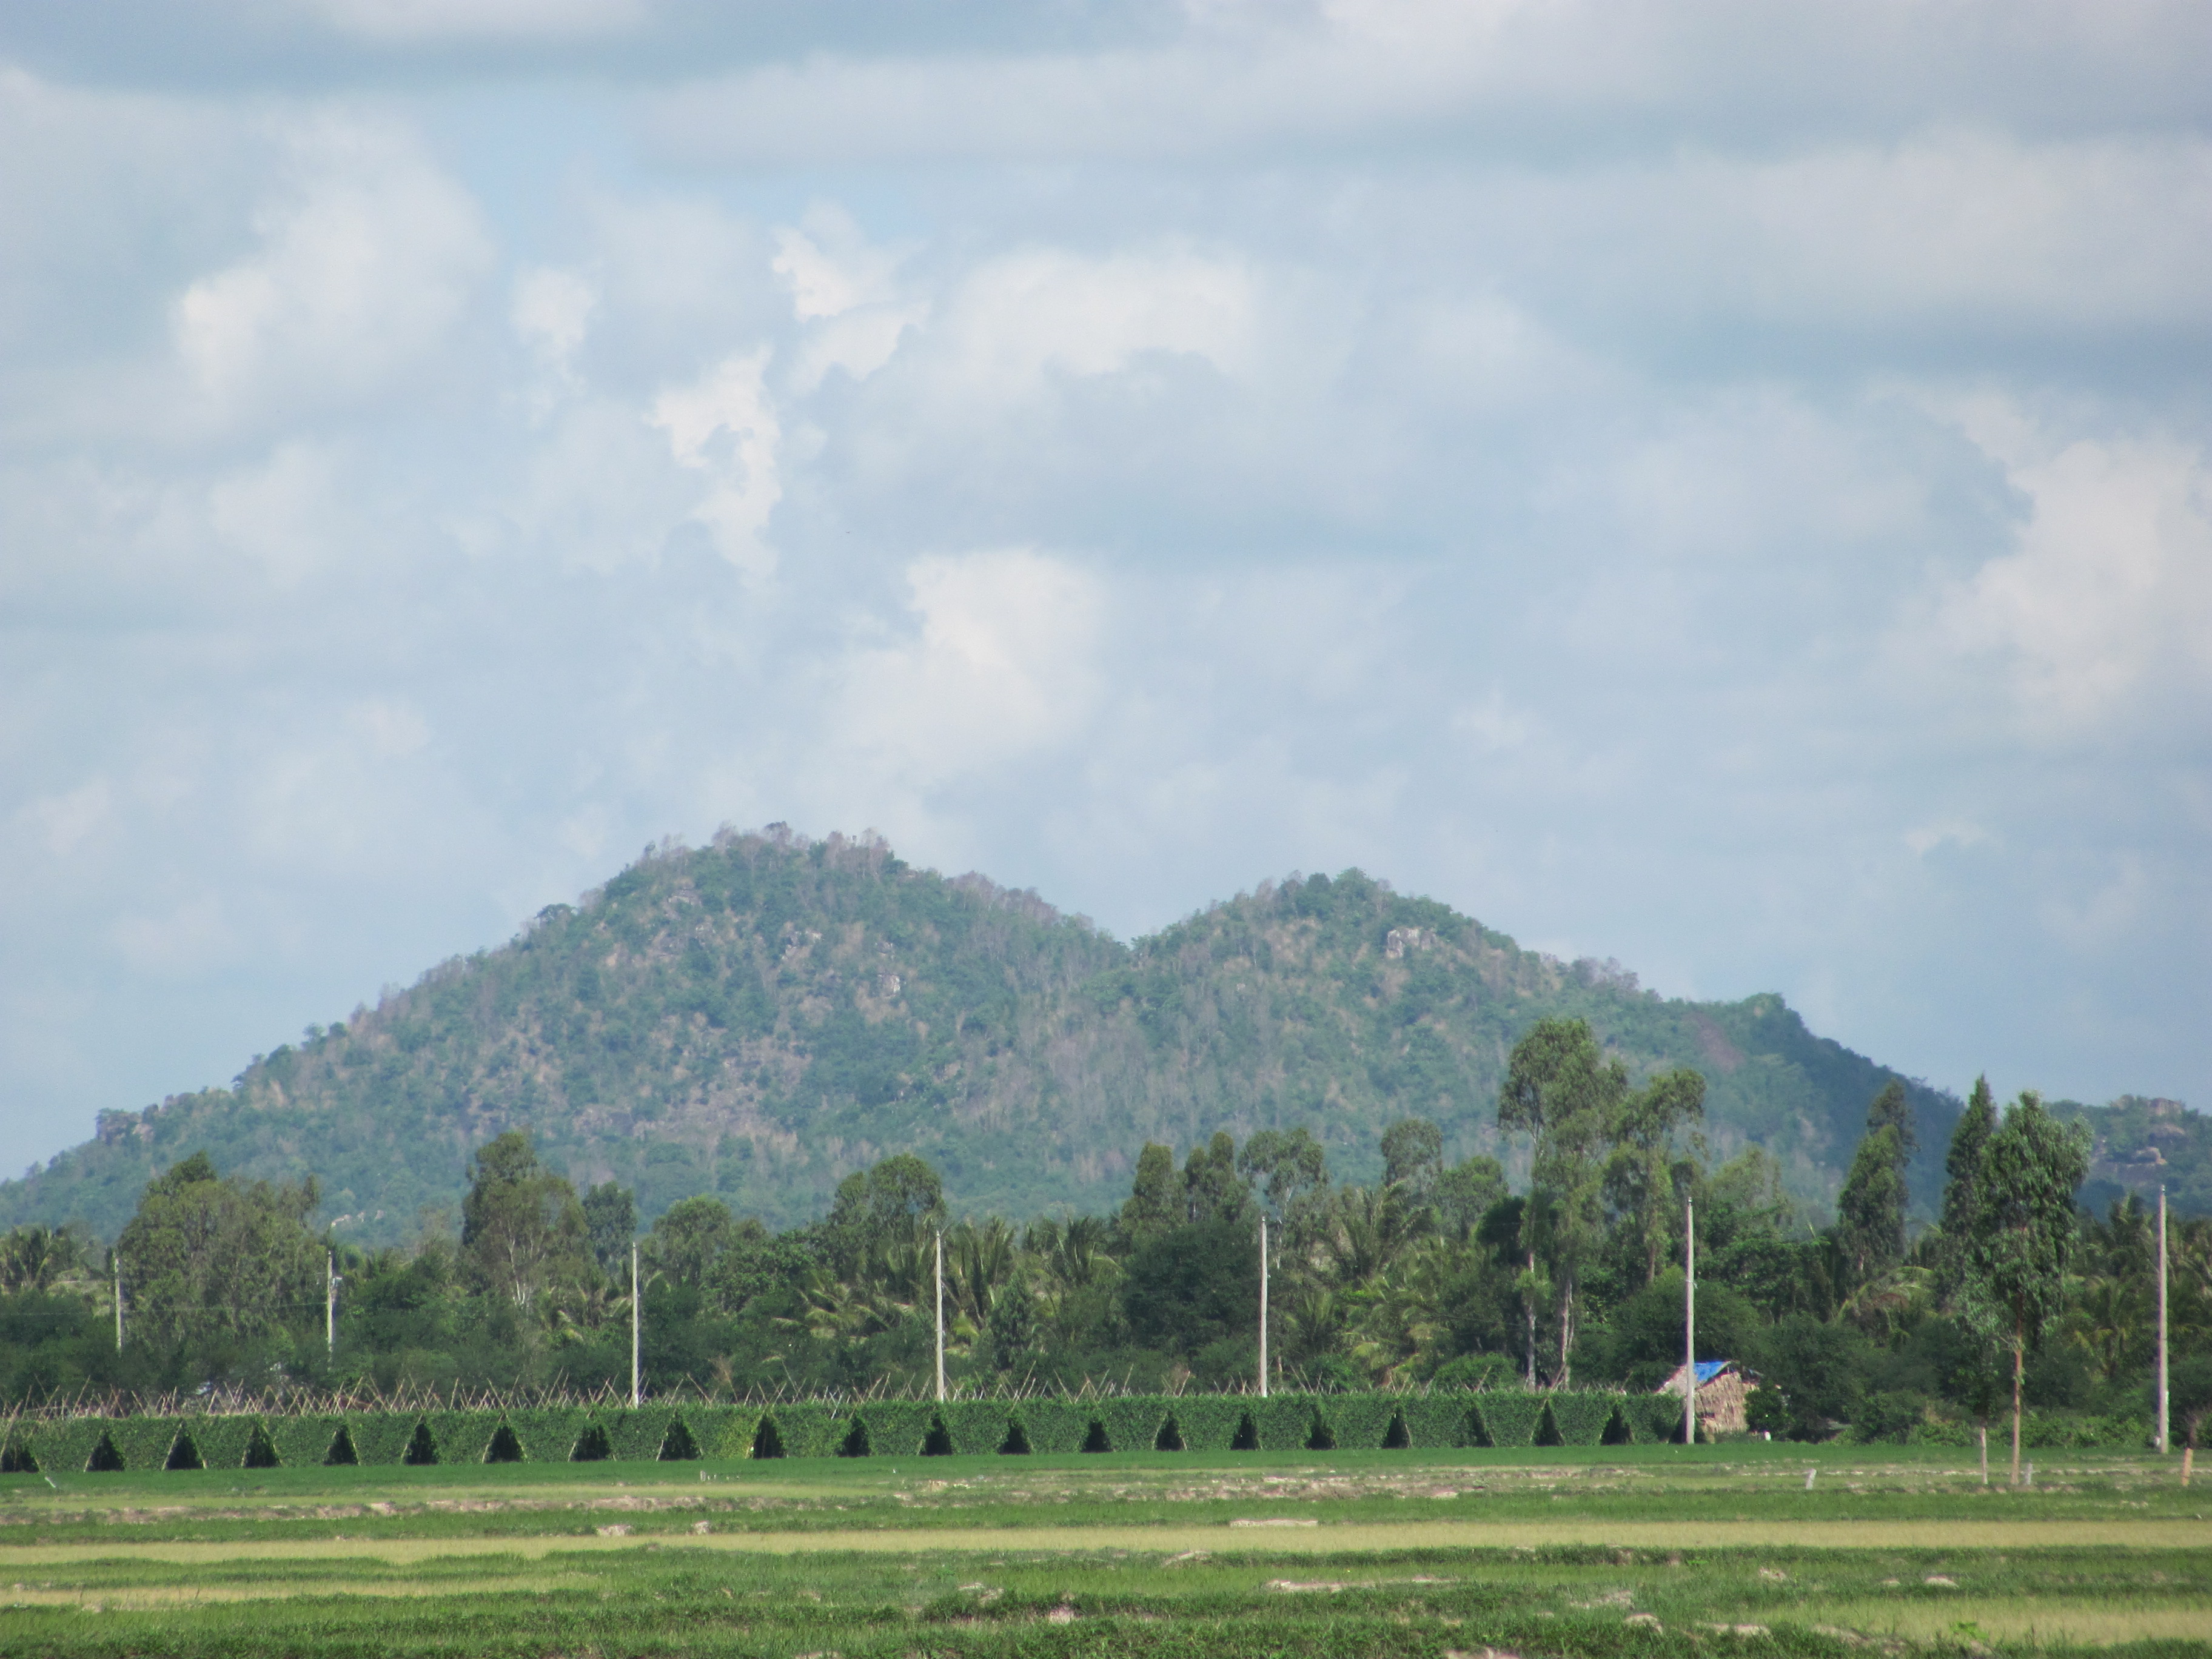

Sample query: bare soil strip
[4,1516,2204,1567]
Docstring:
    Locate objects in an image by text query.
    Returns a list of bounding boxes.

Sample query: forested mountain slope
[4,828,1967,1244]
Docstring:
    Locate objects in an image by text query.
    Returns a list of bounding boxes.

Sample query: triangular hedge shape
[659,1417,701,1461]
[244,1424,281,1468]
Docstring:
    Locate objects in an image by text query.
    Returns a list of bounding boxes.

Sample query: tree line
[4,1020,2206,1459]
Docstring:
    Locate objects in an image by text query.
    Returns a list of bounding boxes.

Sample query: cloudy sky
[4,1,2209,1171]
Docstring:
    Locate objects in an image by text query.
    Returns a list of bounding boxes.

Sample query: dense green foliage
[2,1070,2198,1459]
[1,1387,1694,1476]
[0,830,1967,1245]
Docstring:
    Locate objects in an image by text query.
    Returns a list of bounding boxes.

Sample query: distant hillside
[3,828,1971,1244]
[2057,1094,2212,1218]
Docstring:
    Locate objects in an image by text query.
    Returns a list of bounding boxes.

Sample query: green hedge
[182,1416,260,1470]
[1472,1394,1540,1446]
[1310,1395,1393,1450]
[1154,1396,1240,1451]
[684,1405,763,1460]
[1546,1393,1616,1447]
[756,1402,846,1460]
[346,1413,423,1467]
[504,1406,591,1463]
[29,1417,110,1473]
[423,1409,500,1466]
[1008,1399,1088,1455]
[835,1401,927,1458]
[268,1415,347,1467]
[7,1387,1676,1470]
[108,1415,183,1471]
[1626,1395,1689,1444]
[588,1405,671,1461]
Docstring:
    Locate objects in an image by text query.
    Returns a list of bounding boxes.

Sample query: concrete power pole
[2158,1185,2171,1455]
[630,1243,642,1409]
[326,1250,337,1359]
[1258,1216,1270,1399]
[1684,1198,1697,1447]
[114,1258,124,1353]
[934,1230,947,1404]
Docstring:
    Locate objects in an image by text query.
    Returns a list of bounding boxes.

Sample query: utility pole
[114,1258,124,1353]
[2158,1185,2170,1455]
[1258,1215,1270,1399]
[630,1242,642,1409]
[326,1250,337,1359]
[1684,1198,1697,1447]
[934,1230,947,1404]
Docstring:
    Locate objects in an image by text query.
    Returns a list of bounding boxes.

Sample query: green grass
[4,1445,2208,1655]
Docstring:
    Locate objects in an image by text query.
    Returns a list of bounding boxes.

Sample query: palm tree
[2062,1276,2146,1384]
[945,1218,1017,1327]
[1346,1237,1452,1384]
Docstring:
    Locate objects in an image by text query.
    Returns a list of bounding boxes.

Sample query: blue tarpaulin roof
[1694,1361,1729,1383]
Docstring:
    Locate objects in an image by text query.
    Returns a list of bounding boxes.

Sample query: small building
[1655,1359,1753,1436]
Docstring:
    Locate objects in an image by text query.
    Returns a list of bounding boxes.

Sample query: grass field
[3,1442,2207,1655]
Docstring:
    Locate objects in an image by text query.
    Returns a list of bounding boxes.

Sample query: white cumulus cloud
[171,118,492,426]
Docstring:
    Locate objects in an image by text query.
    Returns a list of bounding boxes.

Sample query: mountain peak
[4,828,1962,1244]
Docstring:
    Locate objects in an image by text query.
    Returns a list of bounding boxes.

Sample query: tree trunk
[1558,1284,1574,1388]
[1525,1248,1538,1388]
[2011,1316,2025,1486]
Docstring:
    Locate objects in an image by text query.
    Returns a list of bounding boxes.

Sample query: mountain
[1,826,1977,1245]
[2057,1094,2212,1218]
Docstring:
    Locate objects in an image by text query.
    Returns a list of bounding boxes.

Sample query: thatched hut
[1655,1360,1752,1435]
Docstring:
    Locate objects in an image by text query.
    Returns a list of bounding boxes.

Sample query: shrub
[1744,1386,1789,1438]
[1852,1390,1932,1444]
